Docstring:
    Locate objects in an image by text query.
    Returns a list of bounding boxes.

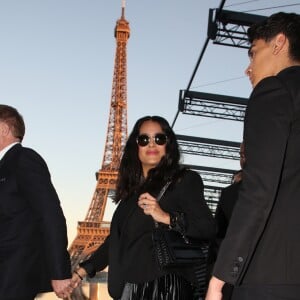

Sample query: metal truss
[171,9,268,214]
[204,185,222,214]
[177,134,241,160]
[208,9,266,49]
[182,164,236,186]
[178,89,248,121]
[182,164,236,213]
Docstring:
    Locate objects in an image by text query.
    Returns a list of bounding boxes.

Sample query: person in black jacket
[206,142,245,300]
[0,105,72,300]
[206,12,300,300]
[70,115,215,300]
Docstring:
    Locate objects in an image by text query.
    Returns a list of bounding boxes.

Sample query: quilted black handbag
[152,227,208,269]
[152,181,208,270]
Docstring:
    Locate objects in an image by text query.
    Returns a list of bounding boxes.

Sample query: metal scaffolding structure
[178,90,247,121]
[172,7,268,212]
[207,9,266,49]
[182,164,237,213]
[177,134,241,160]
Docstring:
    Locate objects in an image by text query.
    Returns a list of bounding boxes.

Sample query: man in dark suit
[0,105,72,300]
[206,12,300,300]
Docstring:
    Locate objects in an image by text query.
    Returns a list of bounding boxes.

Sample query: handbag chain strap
[154,181,172,228]
[154,181,190,244]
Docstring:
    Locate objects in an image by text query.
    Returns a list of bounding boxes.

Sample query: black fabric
[152,181,208,271]
[3,298,35,300]
[119,273,193,300]
[3,297,35,300]
[206,181,241,300]
[212,66,300,290]
[81,170,216,299]
[222,283,234,300]
[169,211,185,231]
[0,144,71,297]
[232,284,300,300]
[152,226,208,269]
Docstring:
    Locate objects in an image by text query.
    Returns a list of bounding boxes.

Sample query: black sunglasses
[136,133,168,147]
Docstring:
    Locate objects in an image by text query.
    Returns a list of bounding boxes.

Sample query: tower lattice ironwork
[68,2,130,299]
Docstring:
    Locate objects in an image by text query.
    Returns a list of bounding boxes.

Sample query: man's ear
[273,33,287,55]
[0,122,10,137]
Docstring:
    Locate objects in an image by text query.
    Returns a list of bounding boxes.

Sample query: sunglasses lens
[137,135,149,147]
[136,134,167,147]
[155,134,167,145]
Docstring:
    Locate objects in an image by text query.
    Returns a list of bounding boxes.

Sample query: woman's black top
[80,169,216,299]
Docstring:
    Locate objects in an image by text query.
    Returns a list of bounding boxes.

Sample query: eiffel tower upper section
[85,1,130,223]
[68,1,130,265]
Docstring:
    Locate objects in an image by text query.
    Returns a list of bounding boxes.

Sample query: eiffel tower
[68,1,130,299]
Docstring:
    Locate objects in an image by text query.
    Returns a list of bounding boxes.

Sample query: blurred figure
[206,142,245,300]
[0,105,72,300]
[206,12,300,300]
[70,116,215,300]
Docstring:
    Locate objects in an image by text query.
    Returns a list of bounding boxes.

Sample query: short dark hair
[0,105,25,141]
[248,12,300,61]
[115,115,181,203]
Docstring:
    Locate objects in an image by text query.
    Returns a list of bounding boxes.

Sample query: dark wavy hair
[114,116,182,203]
[248,12,300,62]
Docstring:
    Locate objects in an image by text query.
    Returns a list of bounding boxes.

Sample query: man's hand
[51,279,72,299]
[205,276,225,300]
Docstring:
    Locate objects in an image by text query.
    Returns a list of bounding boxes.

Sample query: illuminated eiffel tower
[68,1,130,299]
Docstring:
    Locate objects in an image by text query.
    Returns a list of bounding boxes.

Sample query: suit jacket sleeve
[79,236,110,276]
[212,76,293,284]
[17,148,71,279]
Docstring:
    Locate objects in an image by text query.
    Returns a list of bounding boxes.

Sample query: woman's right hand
[70,267,87,289]
[138,192,170,225]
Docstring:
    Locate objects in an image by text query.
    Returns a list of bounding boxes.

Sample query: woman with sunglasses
[70,116,215,299]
